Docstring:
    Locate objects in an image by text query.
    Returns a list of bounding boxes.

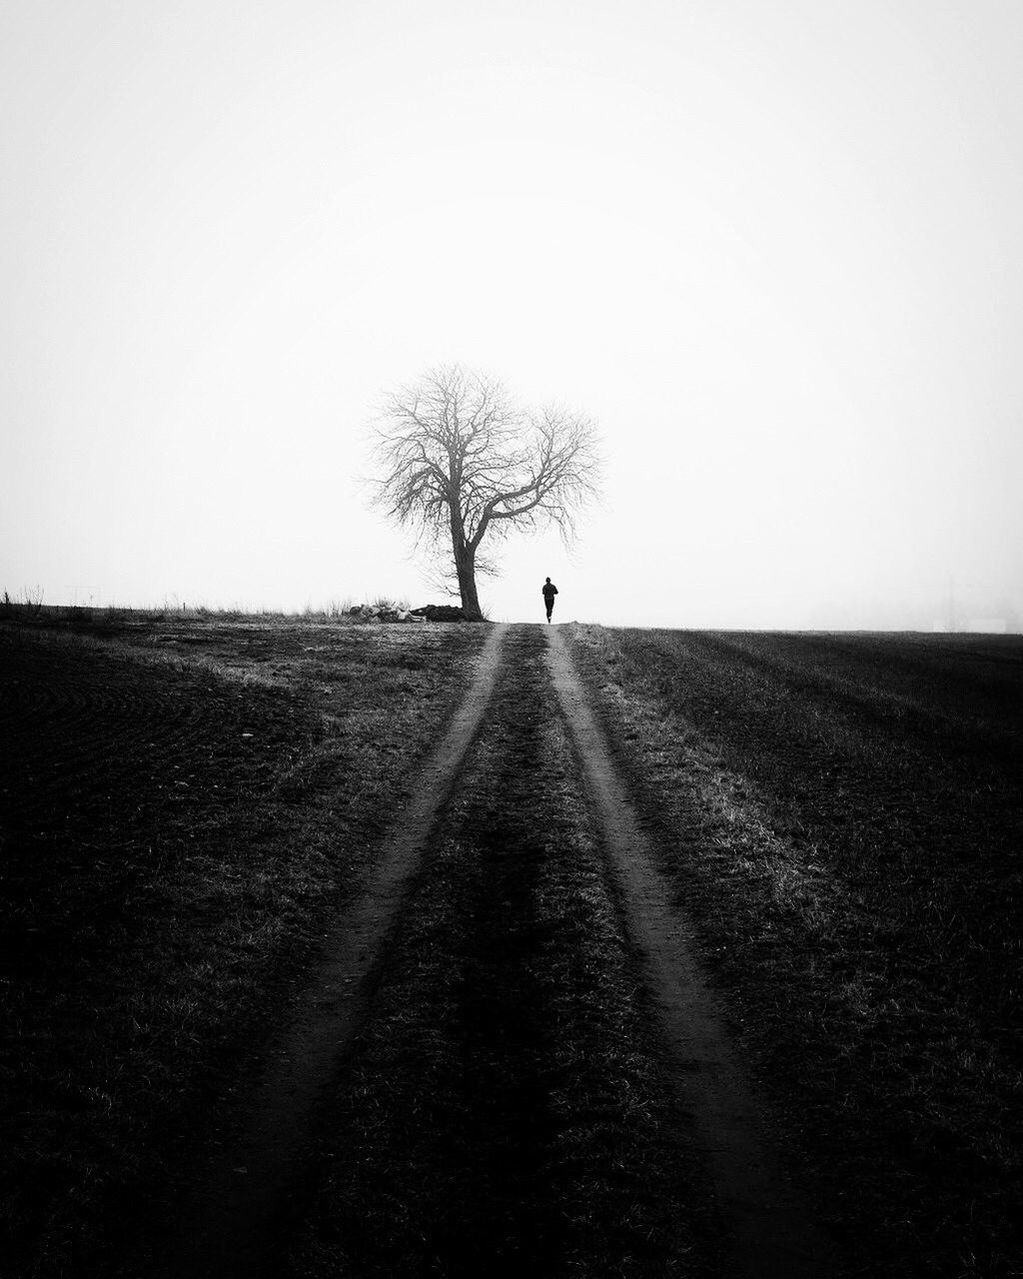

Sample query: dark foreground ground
[0,617,487,1275]
[1,616,1021,1277]
[571,628,1023,1278]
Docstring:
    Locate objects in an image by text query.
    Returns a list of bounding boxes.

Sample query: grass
[0,612,488,1277]
[566,624,1023,1279]
[0,596,422,629]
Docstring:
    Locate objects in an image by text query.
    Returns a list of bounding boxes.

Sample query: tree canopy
[372,366,600,619]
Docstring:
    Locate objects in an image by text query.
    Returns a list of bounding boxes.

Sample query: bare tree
[372,365,600,620]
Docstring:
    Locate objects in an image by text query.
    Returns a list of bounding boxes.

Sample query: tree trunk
[452,532,483,620]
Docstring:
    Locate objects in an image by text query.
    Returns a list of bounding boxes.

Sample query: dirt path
[544,627,839,1279]
[141,624,509,1279]
[282,623,715,1277]
[130,619,838,1277]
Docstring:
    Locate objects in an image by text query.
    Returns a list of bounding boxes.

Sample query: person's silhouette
[542,577,558,623]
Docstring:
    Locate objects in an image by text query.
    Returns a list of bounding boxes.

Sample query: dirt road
[127,622,834,1277]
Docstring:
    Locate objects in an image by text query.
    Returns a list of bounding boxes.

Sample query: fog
[3,0,1021,629]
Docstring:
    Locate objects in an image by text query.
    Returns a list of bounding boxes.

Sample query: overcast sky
[3,0,1021,627]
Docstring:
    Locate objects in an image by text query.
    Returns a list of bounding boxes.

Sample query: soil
[4,617,1019,1277]
[0,618,486,1277]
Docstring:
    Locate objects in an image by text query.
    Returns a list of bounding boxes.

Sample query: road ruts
[544,626,840,1279]
[139,623,509,1279]
[282,622,712,1278]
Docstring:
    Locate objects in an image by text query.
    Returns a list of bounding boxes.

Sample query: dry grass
[566,624,1023,1279]
[0,597,419,628]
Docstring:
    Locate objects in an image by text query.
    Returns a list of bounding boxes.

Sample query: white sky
[2,0,1021,627]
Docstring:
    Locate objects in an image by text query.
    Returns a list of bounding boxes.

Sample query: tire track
[140,623,509,1279]
[544,626,839,1279]
[284,623,713,1278]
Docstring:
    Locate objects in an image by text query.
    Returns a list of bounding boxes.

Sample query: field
[0,614,488,1276]
[1,615,1020,1277]
[570,627,1023,1277]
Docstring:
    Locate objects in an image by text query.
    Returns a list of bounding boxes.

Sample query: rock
[410,604,466,622]
[347,603,429,623]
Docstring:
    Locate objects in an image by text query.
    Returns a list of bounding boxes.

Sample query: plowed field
[2,617,1020,1278]
[570,627,1023,1278]
[0,618,486,1276]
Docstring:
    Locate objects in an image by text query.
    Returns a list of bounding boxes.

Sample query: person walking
[542,576,558,623]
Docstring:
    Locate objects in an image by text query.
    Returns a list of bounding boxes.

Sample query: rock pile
[346,604,467,623]
[346,604,420,623]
